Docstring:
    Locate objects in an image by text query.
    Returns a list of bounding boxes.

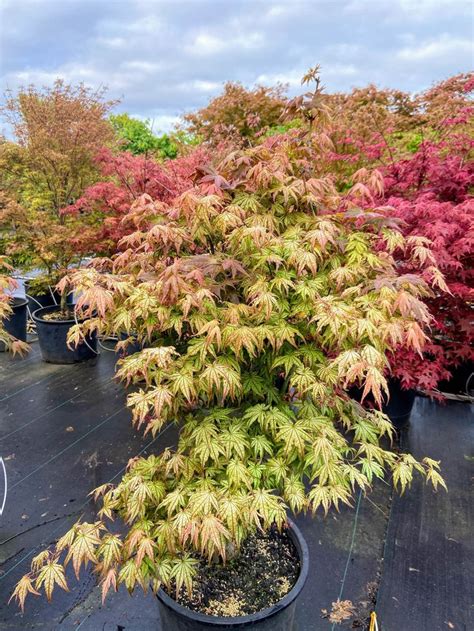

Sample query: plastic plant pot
[118,332,144,357]
[32,306,97,364]
[0,297,28,351]
[437,361,474,396]
[156,520,309,631]
[348,377,416,429]
[382,379,416,427]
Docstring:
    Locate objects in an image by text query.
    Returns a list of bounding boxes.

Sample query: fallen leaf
[327,600,355,624]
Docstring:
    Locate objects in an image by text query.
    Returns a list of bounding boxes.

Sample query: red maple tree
[65,147,209,254]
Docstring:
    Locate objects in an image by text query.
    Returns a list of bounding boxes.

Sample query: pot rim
[10,297,29,309]
[156,518,309,626]
[31,305,86,325]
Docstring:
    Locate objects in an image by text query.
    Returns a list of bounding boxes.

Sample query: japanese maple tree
[13,71,447,611]
[183,81,288,147]
[0,80,117,305]
[0,186,100,310]
[1,80,116,215]
[318,72,474,391]
[383,127,473,391]
[372,73,473,390]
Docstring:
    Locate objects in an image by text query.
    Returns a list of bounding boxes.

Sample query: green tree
[110,113,182,160]
[110,113,160,155]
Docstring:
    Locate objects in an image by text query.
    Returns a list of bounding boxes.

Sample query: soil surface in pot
[41,309,75,322]
[165,525,299,617]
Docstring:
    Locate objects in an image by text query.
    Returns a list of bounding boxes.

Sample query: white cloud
[256,70,303,87]
[397,34,472,61]
[323,63,359,78]
[188,33,226,55]
[96,36,126,49]
[146,114,180,133]
[325,44,362,57]
[122,61,165,73]
[1,0,472,133]
[124,15,162,34]
[344,0,469,17]
[398,0,470,16]
[191,80,221,92]
[265,4,291,19]
[257,63,358,90]
[8,64,102,87]
[186,31,264,56]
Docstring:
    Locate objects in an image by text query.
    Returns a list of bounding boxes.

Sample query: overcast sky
[1,0,473,133]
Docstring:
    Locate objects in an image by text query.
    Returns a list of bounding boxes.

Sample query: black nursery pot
[118,332,144,357]
[32,306,97,364]
[0,297,28,351]
[437,361,474,396]
[349,377,416,429]
[156,520,309,631]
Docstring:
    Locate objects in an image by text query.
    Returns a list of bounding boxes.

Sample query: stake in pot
[25,279,75,312]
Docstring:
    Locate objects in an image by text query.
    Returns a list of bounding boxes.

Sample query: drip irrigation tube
[330,490,363,631]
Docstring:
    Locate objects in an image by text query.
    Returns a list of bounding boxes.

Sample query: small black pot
[32,306,97,364]
[156,520,309,631]
[0,297,28,351]
[348,378,416,429]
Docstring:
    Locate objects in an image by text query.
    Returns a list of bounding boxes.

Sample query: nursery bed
[0,345,472,630]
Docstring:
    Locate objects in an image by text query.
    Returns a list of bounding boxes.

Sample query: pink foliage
[66,147,209,253]
[384,139,474,203]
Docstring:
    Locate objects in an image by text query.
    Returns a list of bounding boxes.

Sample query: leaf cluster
[0,256,29,354]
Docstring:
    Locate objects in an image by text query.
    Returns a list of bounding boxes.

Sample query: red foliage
[383,140,474,391]
[384,137,474,204]
[388,194,473,390]
[66,147,209,254]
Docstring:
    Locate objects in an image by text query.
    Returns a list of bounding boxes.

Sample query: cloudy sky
[1,0,472,133]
